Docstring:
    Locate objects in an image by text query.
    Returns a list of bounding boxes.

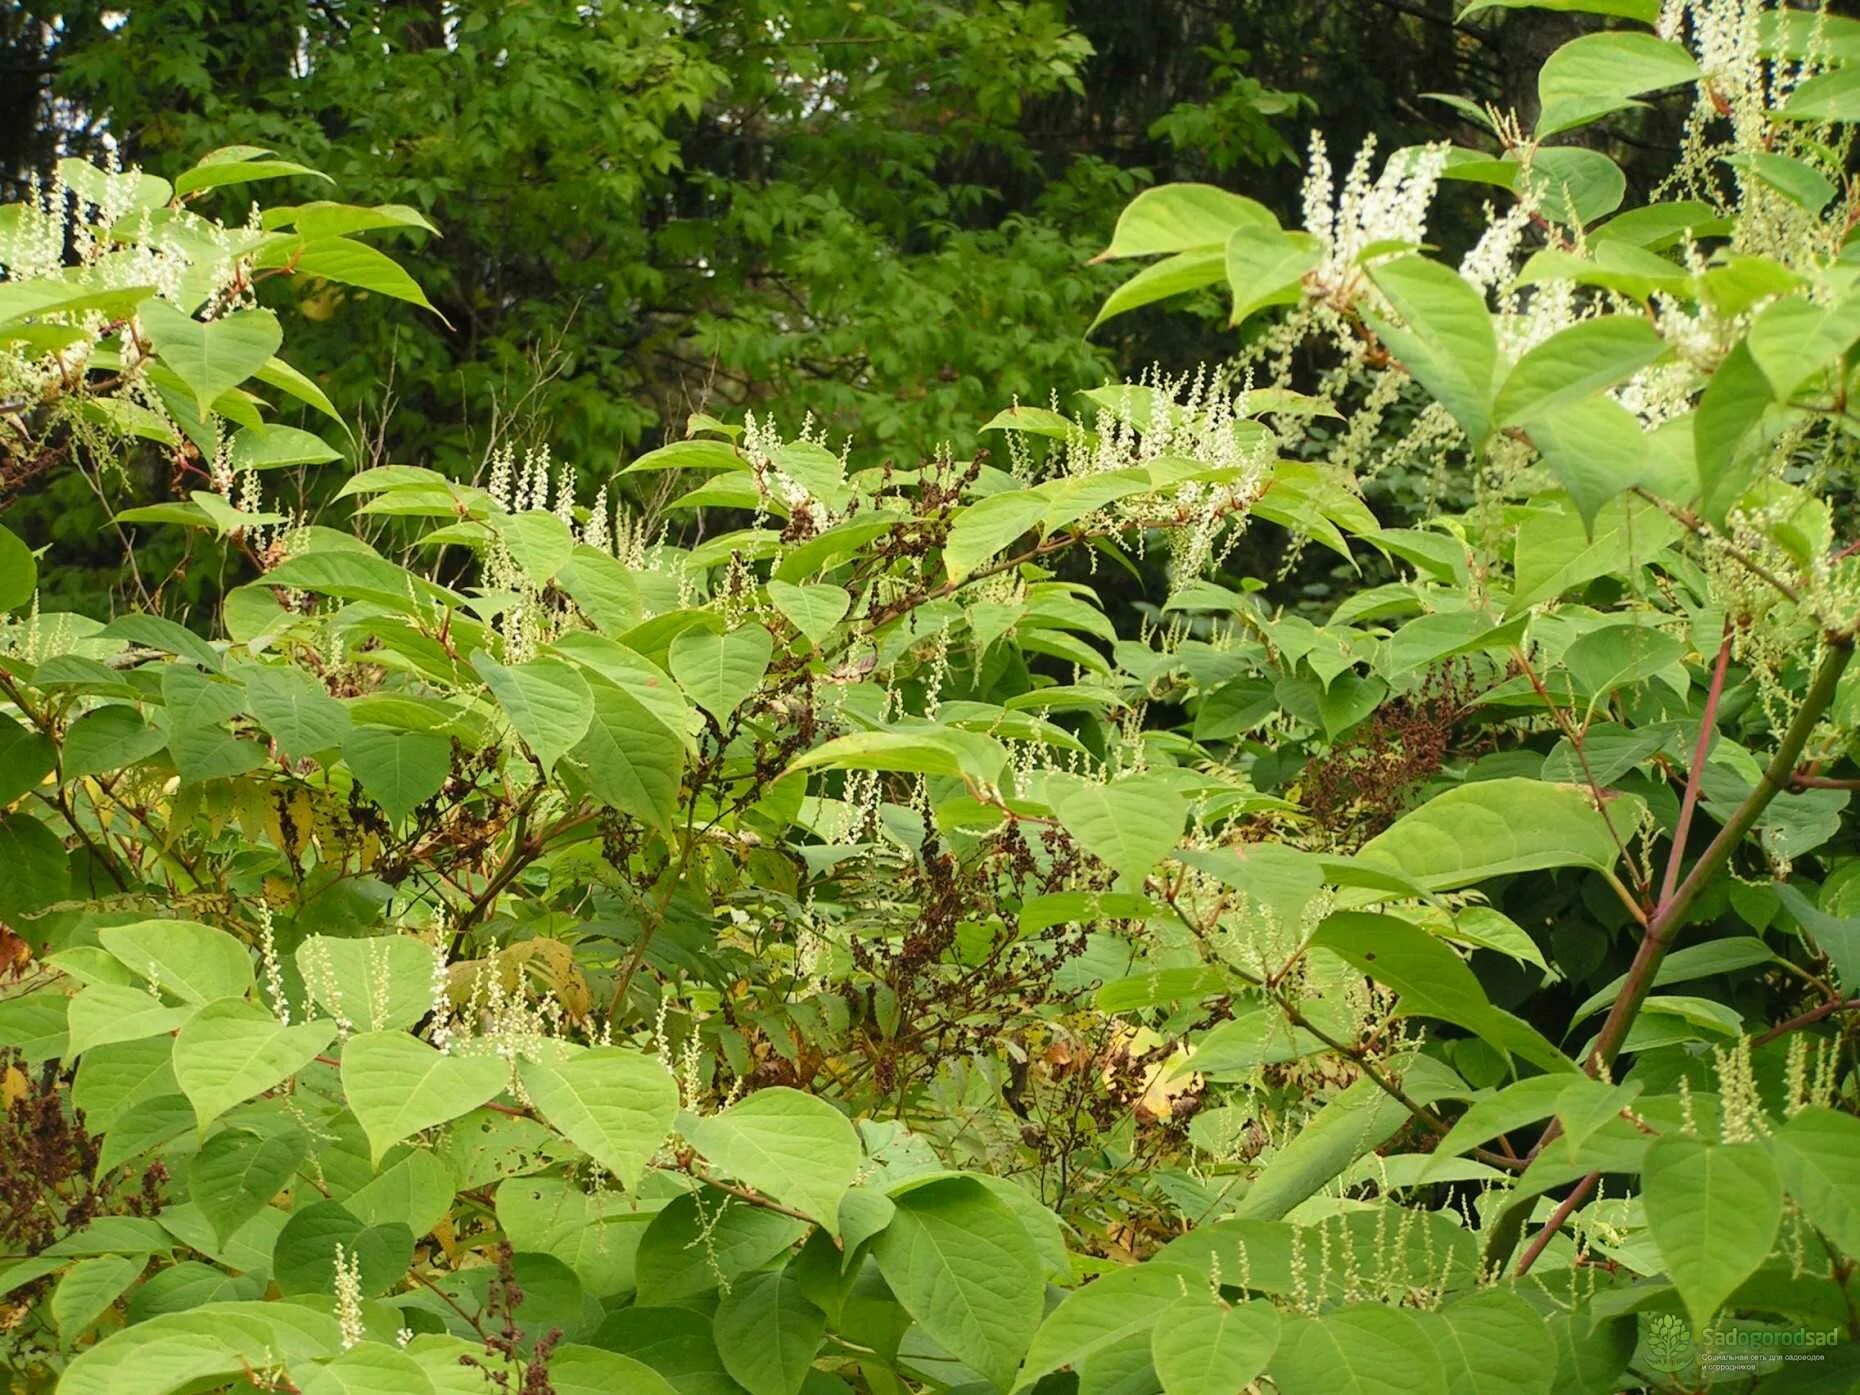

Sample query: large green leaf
[1642,1136,1783,1331]
[668,624,774,723]
[1018,1264,1203,1388]
[173,999,336,1126]
[1268,1305,1445,1395]
[767,580,850,646]
[690,1087,863,1232]
[473,653,593,775]
[1312,912,1574,1072]
[339,1031,509,1162]
[1536,32,1700,135]
[1232,1078,1410,1221]
[1426,1289,1555,1395]
[1047,773,1186,889]
[0,524,37,611]
[1355,779,1636,891]
[1496,317,1666,430]
[567,677,684,833]
[943,492,1048,583]
[712,1266,826,1395]
[293,934,437,1034]
[1097,183,1275,259]
[871,1177,1043,1393]
[1150,1297,1280,1395]
[187,1125,307,1242]
[1523,395,1655,529]
[547,1346,679,1395]
[1223,226,1319,325]
[517,1046,678,1193]
[1771,1107,1860,1259]
[97,920,254,1005]
[138,302,283,412]
[295,1345,438,1395]
[239,665,352,760]
[342,724,451,825]
[1364,256,1496,444]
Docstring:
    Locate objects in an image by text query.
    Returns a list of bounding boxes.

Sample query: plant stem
[1587,635,1852,1076]
[1514,1171,1598,1277]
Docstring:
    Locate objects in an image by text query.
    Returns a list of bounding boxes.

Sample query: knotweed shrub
[2,2,1860,1392]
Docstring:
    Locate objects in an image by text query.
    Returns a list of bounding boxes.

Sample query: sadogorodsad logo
[1643,1312,1843,1374]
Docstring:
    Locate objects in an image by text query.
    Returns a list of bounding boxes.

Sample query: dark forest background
[3,0,1644,610]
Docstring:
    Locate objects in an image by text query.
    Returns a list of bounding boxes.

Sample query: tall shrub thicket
[3,1,1860,1392]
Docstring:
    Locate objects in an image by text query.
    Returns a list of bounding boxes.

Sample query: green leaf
[173,152,327,195]
[1364,256,1496,444]
[65,983,194,1056]
[1311,913,1574,1073]
[227,424,342,470]
[1496,317,1666,429]
[1771,1107,1860,1259]
[1356,779,1636,891]
[786,726,1008,786]
[713,1266,826,1395]
[1526,396,1658,531]
[633,1191,809,1304]
[1426,1289,1555,1395]
[1642,1136,1783,1331]
[1232,1078,1410,1220]
[294,934,437,1033]
[547,1346,679,1395]
[52,1255,143,1340]
[0,810,69,920]
[1695,340,1775,526]
[1019,1264,1203,1389]
[0,524,37,611]
[97,919,254,1004]
[557,546,643,633]
[61,706,168,779]
[1151,1297,1280,1395]
[1427,1075,1585,1171]
[1781,66,1860,121]
[342,724,451,825]
[768,580,851,647]
[296,1345,437,1395]
[173,999,336,1126]
[1097,183,1275,259]
[494,1177,647,1299]
[188,1125,307,1242]
[1047,773,1186,889]
[272,1202,412,1297]
[1269,1305,1445,1395]
[57,1301,339,1395]
[492,509,575,586]
[1223,226,1319,325]
[242,665,351,760]
[1090,247,1227,331]
[1569,937,1774,1026]
[1509,494,1682,614]
[872,1177,1043,1393]
[339,1031,509,1163]
[291,236,435,311]
[568,676,684,833]
[943,492,1048,583]
[691,1087,863,1232]
[517,1046,678,1193]
[1536,32,1700,135]
[473,653,593,775]
[138,302,283,413]
[667,624,774,723]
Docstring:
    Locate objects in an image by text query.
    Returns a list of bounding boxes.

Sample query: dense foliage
[4,1,1860,1394]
